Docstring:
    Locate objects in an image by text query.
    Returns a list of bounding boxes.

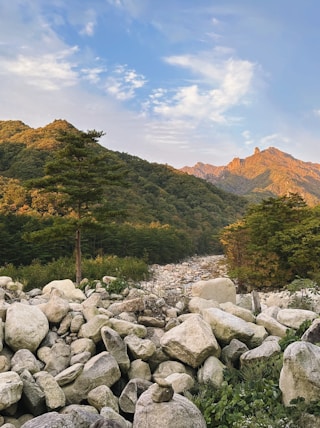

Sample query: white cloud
[105,64,147,100]
[259,133,290,147]
[81,21,96,36]
[1,48,79,91]
[147,53,255,126]
[82,66,106,84]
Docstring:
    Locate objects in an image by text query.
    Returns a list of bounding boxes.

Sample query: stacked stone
[0,262,320,427]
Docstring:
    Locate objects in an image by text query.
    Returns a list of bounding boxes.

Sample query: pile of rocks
[0,257,320,427]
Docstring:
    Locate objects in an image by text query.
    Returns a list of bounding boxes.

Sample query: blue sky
[1,0,320,168]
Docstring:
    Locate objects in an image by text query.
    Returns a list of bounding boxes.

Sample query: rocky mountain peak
[180,147,320,205]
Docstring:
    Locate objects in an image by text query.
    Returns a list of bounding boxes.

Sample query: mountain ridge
[180,147,320,205]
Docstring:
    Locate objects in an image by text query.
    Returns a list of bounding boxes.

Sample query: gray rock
[133,388,206,428]
[150,382,174,403]
[87,385,119,412]
[280,341,320,406]
[0,371,23,411]
[54,363,84,386]
[100,407,132,428]
[11,349,41,374]
[277,308,318,330]
[240,336,281,367]
[101,327,130,373]
[38,289,70,324]
[119,379,152,414]
[78,315,110,343]
[191,277,236,304]
[34,371,66,411]
[44,342,71,376]
[128,359,151,381]
[124,334,156,361]
[221,338,249,366]
[197,356,225,388]
[202,307,267,347]
[42,279,86,302]
[20,411,74,428]
[19,369,46,416]
[62,352,121,404]
[5,303,49,352]
[160,314,220,368]
[301,318,320,344]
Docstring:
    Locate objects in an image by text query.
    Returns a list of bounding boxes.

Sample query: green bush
[279,319,313,351]
[0,255,149,290]
[191,354,316,427]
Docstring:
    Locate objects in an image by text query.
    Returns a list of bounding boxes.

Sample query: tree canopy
[27,129,126,284]
[220,193,320,290]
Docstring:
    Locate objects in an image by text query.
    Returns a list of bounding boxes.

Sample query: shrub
[279,319,313,351]
[192,355,289,427]
[0,255,149,290]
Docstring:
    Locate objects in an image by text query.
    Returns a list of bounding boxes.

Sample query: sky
[1,1,320,168]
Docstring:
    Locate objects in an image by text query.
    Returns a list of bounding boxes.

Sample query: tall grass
[0,255,150,290]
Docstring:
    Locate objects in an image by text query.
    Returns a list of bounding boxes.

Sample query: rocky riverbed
[138,255,228,297]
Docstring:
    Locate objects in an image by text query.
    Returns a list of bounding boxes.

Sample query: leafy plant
[192,356,289,427]
[279,319,313,351]
[105,277,129,294]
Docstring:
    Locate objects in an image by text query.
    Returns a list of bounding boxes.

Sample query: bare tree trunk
[75,228,82,286]
[252,290,261,314]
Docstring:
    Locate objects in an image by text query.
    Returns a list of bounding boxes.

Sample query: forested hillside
[0,119,247,267]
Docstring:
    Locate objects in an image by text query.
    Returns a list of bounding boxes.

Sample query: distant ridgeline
[0,119,247,267]
[181,146,320,206]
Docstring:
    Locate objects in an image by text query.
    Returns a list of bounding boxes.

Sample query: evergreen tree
[28,129,125,284]
[220,193,312,289]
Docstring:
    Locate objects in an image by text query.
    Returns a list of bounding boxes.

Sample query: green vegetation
[220,193,320,290]
[0,255,149,290]
[192,355,289,428]
[0,119,247,272]
[192,319,317,428]
[27,128,126,284]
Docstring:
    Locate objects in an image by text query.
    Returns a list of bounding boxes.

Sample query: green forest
[0,119,247,284]
[220,193,320,290]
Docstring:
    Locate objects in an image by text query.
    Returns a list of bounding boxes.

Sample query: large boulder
[277,308,318,330]
[197,355,225,388]
[220,302,255,323]
[101,326,130,373]
[256,312,288,338]
[20,412,74,427]
[42,279,86,302]
[62,352,121,404]
[191,277,236,303]
[5,302,49,352]
[240,336,281,367]
[280,341,320,406]
[38,289,70,324]
[133,387,206,428]
[160,314,220,368]
[202,307,267,347]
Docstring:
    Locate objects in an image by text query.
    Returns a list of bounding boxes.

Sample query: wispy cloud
[145,52,255,125]
[105,64,147,100]
[259,133,290,147]
[1,47,79,91]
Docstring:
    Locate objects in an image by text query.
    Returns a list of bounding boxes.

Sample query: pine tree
[29,129,126,284]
